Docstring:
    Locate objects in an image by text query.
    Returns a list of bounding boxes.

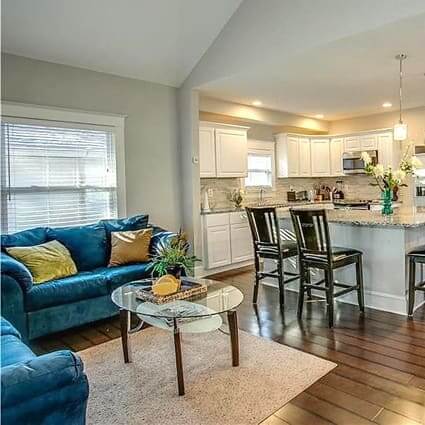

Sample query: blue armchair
[1,316,89,425]
[1,215,175,340]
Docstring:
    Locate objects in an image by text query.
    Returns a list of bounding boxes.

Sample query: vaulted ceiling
[1,0,243,87]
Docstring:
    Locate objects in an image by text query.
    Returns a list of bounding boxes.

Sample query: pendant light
[393,53,408,141]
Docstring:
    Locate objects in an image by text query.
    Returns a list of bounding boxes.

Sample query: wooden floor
[31,266,425,425]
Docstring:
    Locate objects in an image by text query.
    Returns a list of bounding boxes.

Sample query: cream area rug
[80,327,335,425]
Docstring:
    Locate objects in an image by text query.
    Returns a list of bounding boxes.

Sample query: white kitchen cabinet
[311,138,331,176]
[378,132,400,169]
[330,138,344,176]
[199,126,216,177]
[215,128,248,177]
[203,212,253,270]
[230,223,253,263]
[204,213,232,269]
[276,134,300,177]
[298,137,311,177]
[360,134,378,150]
[344,136,361,152]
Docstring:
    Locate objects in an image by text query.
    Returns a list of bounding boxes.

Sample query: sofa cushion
[102,214,149,236]
[95,263,152,291]
[6,240,78,284]
[1,227,47,250]
[0,317,21,339]
[26,272,108,311]
[1,334,36,367]
[46,223,107,271]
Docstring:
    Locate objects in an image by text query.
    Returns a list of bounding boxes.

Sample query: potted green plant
[151,230,200,278]
[362,145,422,215]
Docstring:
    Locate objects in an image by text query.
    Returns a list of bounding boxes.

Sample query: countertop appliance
[414,149,425,207]
[333,199,371,210]
[287,190,308,202]
[343,150,378,175]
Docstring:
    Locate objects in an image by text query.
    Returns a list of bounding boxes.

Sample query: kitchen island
[276,207,425,315]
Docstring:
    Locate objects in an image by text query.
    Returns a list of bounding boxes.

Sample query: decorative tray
[135,278,207,304]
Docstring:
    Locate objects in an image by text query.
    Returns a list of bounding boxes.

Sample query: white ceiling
[200,11,425,120]
[1,0,242,87]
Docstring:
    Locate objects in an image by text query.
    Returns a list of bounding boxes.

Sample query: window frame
[242,139,276,193]
[1,102,127,228]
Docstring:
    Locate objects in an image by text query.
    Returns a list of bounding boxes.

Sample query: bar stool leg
[325,269,335,328]
[356,256,365,313]
[253,255,260,304]
[408,257,416,319]
[277,259,285,306]
[297,265,305,318]
[306,267,312,300]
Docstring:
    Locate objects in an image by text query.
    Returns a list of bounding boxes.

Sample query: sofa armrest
[1,350,88,408]
[0,252,33,292]
[149,227,176,256]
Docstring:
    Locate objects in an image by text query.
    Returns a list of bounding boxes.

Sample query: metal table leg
[173,318,185,396]
[227,310,239,367]
[119,309,132,363]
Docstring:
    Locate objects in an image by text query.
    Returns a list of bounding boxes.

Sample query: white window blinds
[245,153,273,187]
[1,120,118,234]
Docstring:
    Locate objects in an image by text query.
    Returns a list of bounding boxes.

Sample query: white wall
[1,54,181,231]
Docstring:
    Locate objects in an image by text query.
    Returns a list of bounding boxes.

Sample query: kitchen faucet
[259,188,265,205]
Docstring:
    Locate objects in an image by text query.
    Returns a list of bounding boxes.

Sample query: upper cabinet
[298,137,312,177]
[199,123,249,178]
[275,129,397,179]
[276,134,306,177]
[199,127,216,177]
[330,137,344,176]
[310,138,330,177]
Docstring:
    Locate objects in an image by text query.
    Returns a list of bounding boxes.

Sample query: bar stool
[408,246,425,318]
[245,207,300,306]
[290,208,364,327]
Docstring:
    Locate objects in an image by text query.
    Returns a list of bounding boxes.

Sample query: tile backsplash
[200,175,407,209]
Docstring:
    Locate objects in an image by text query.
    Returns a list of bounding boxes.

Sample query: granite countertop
[278,207,425,229]
[200,200,332,215]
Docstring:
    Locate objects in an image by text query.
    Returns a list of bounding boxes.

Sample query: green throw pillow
[6,240,78,284]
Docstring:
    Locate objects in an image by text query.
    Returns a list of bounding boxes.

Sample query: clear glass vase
[381,188,393,216]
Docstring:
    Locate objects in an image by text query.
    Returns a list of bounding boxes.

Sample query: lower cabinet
[203,212,253,270]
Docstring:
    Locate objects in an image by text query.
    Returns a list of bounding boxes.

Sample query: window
[1,119,118,233]
[244,140,275,189]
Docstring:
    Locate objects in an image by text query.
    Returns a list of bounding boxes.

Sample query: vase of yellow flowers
[362,146,422,216]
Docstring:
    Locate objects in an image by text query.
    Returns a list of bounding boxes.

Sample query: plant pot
[381,188,394,216]
[166,266,184,279]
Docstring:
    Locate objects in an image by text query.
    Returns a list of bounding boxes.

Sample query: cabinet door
[199,127,216,177]
[344,136,361,152]
[311,138,331,176]
[287,136,300,177]
[360,134,378,150]
[215,129,247,177]
[206,225,231,268]
[378,132,399,169]
[298,137,311,177]
[230,223,253,263]
[330,138,344,176]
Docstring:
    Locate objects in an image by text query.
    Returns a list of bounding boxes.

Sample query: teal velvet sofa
[1,316,89,425]
[1,214,174,341]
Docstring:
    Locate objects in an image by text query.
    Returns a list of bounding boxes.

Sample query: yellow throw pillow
[6,240,77,284]
[109,228,153,267]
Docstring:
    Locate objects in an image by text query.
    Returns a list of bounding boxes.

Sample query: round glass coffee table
[111,277,244,395]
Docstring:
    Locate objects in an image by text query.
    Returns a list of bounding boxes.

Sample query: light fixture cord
[399,55,403,124]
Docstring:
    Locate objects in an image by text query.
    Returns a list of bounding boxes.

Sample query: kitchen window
[244,140,275,189]
[1,104,126,234]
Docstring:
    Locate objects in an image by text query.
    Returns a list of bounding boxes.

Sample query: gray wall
[2,54,181,231]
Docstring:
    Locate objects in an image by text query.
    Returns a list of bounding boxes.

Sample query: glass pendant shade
[393,122,408,141]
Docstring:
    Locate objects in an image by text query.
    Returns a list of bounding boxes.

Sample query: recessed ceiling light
[382,102,392,108]
[315,114,324,119]
[252,100,262,107]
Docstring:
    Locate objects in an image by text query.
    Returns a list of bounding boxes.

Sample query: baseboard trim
[195,261,253,278]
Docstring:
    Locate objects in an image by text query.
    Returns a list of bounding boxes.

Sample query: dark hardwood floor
[31,266,425,425]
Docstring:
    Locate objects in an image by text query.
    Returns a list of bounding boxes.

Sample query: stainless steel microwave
[342,150,378,175]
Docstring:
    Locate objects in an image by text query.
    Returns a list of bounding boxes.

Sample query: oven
[342,150,378,175]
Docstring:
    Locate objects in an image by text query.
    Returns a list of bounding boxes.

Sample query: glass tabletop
[111,277,244,320]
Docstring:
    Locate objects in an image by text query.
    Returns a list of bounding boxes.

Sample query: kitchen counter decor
[362,145,422,215]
